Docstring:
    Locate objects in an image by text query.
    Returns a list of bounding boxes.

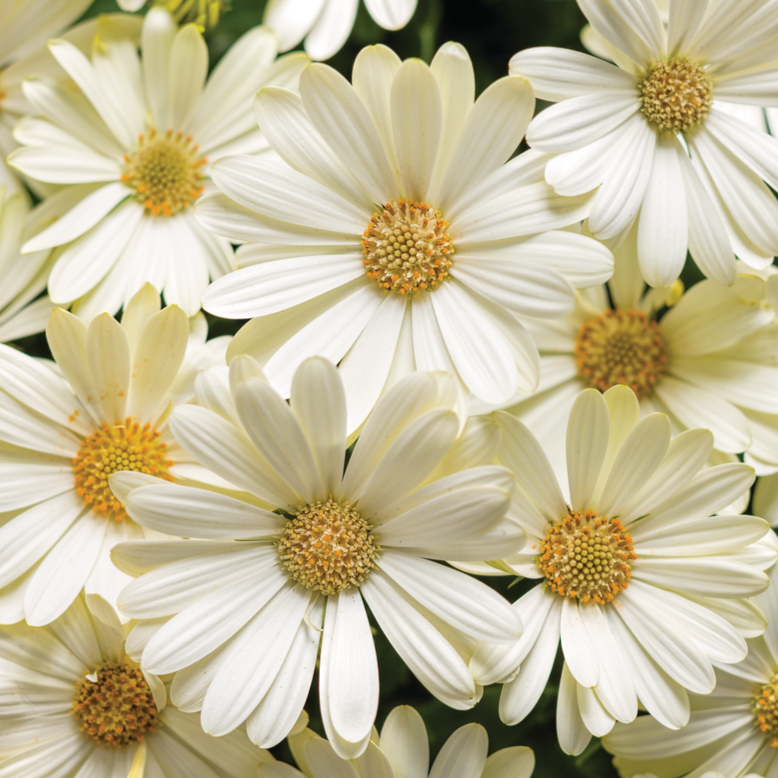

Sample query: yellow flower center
[122,128,206,217]
[639,57,712,134]
[575,309,667,398]
[153,0,227,30]
[362,200,454,296]
[755,675,778,748]
[539,510,636,604]
[277,498,378,596]
[73,418,174,522]
[72,661,160,748]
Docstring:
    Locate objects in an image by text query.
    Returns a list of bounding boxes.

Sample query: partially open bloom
[0,284,228,626]
[8,9,308,320]
[196,42,613,435]
[0,593,272,778]
[275,705,535,778]
[470,386,775,755]
[112,358,522,758]
[511,0,778,288]
[605,560,778,778]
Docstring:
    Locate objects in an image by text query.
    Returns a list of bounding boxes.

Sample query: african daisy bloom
[510,0,778,288]
[478,224,778,486]
[604,557,778,778]
[470,385,775,756]
[0,283,229,627]
[110,357,522,758]
[0,593,273,778]
[196,42,613,435]
[274,705,535,778]
[265,0,417,61]
[7,9,309,321]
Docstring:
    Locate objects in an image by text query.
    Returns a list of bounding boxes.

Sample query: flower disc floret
[639,58,712,134]
[73,418,174,521]
[755,673,778,748]
[362,200,454,296]
[539,510,636,603]
[122,128,206,216]
[277,498,378,596]
[72,661,160,748]
[575,309,667,398]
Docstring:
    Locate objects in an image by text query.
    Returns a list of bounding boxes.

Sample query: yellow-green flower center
[122,128,206,217]
[538,510,636,604]
[277,498,378,596]
[575,309,667,398]
[153,0,228,30]
[362,200,454,296]
[755,674,778,748]
[639,57,712,134]
[72,661,160,748]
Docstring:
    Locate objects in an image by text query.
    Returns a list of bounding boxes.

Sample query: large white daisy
[273,705,535,778]
[111,357,522,758]
[470,385,776,756]
[8,9,308,320]
[476,224,778,486]
[195,42,613,436]
[510,0,778,288]
[0,592,273,778]
[264,0,417,61]
[0,283,229,626]
[604,561,778,778]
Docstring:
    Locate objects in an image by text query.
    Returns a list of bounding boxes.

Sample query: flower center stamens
[73,418,174,522]
[575,309,667,398]
[72,661,160,748]
[639,58,712,134]
[122,128,206,217]
[362,200,454,296]
[755,673,778,748]
[277,498,378,595]
[539,510,636,604]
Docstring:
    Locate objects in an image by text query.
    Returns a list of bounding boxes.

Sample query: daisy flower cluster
[0,0,776,776]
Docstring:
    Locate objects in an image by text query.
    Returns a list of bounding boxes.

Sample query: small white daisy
[8,9,309,320]
[0,283,229,626]
[0,592,273,778]
[111,357,522,758]
[510,0,778,288]
[470,385,775,755]
[276,705,535,778]
[196,42,613,436]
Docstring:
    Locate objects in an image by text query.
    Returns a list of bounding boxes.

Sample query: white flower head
[196,42,614,436]
[0,283,229,627]
[470,385,776,755]
[511,0,778,289]
[7,9,309,321]
[605,560,778,778]
[0,592,272,778]
[277,705,535,778]
[111,357,522,758]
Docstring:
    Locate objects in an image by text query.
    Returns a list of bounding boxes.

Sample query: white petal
[560,598,599,687]
[364,0,416,28]
[567,388,609,511]
[556,663,592,756]
[428,724,487,778]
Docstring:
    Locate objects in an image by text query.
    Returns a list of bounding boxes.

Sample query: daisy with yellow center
[510,0,778,289]
[0,593,273,778]
[0,283,228,627]
[468,385,775,756]
[111,357,522,759]
[7,9,310,321]
[196,42,614,437]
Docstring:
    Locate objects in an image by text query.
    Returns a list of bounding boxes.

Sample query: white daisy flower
[510,0,778,288]
[474,224,778,486]
[470,385,776,756]
[0,283,229,627]
[195,42,613,436]
[0,0,98,199]
[111,357,522,758]
[264,0,417,61]
[8,9,309,321]
[604,559,778,778]
[272,705,535,778]
[0,592,273,778]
